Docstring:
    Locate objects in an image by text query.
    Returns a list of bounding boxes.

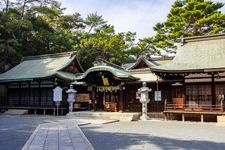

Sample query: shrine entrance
[95,86,120,111]
[75,60,138,112]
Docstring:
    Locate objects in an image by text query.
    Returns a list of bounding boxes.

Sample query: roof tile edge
[21,51,75,61]
[183,33,225,43]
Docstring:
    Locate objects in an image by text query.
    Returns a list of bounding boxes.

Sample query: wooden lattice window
[186,84,211,104]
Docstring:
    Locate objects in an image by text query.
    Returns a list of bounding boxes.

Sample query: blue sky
[59,0,225,39]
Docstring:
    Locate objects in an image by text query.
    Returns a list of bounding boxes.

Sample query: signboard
[154,91,162,101]
[53,86,63,102]
[76,93,90,102]
[136,92,140,99]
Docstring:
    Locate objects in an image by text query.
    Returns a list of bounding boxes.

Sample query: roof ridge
[183,33,225,43]
[149,56,174,61]
[21,52,75,61]
[93,59,124,70]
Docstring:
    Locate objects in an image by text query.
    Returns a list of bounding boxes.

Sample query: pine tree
[152,0,225,53]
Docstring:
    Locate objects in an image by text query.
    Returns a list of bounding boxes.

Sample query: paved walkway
[22,119,95,150]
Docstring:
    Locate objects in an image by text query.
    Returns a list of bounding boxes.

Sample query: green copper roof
[127,57,158,70]
[0,52,77,82]
[76,65,138,80]
[56,71,78,81]
[151,34,225,73]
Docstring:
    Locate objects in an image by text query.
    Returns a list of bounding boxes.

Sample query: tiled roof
[0,52,77,82]
[152,34,225,73]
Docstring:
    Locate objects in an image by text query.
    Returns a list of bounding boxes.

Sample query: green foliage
[0,0,85,72]
[0,0,141,72]
[152,0,225,54]
[77,23,136,70]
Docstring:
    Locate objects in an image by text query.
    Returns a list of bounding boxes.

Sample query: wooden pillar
[119,90,124,112]
[164,113,168,121]
[53,108,56,116]
[28,81,31,106]
[201,114,204,123]
[211,73,216,105]
[182,113,185,122]
[182,77,186,106]
[6,83,9,106]
[164,99,167,111]
[19,82,21,105]
[221,100,224,112]
[92,90,96,111]
[38,81,41,106]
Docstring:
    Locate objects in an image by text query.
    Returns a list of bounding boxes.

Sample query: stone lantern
[138,82,152,121]
[66,84,77,113]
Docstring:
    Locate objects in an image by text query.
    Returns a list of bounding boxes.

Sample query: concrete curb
[22,125,40,150]
[75,125,95,150]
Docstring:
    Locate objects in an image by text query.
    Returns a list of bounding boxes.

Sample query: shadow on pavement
[81,126,225,150]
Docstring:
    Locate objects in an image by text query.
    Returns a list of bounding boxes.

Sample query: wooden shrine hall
[74,60,138,112]
[151,34,225,122]
[0,52,84,114]
[74,57,174,113]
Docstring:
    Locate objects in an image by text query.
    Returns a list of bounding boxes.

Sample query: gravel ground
[81,120,225,150]
[0,114,63,150]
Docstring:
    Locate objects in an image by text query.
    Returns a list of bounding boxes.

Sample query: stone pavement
[22,119,95,150]
[22,117,119,150]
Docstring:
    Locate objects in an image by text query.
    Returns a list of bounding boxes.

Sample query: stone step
[67,111,140,121]
[148,112,164,119]
[67,111,164,121]
[217,115,225,126]
[4,109,28,115]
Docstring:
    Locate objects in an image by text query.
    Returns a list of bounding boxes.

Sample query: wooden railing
[164,100,224,112]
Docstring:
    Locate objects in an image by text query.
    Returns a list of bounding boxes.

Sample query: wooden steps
[217,115,225,126]
[4,109,28,115]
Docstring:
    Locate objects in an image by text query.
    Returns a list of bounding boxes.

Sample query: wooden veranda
[164,100,225,122]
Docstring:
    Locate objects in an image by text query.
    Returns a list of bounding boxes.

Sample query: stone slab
[22,120,94,150]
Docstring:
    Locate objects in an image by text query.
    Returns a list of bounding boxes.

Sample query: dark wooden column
[6,83,9,106]
[211,73,216,105]
[119,90,124,112]
[19,82,21,105]
[91,90,96,111]
[182,77,186,105]
[28,81,31,106]
[38,81,41,106]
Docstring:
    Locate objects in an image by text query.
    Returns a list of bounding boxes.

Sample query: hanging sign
[96,86,120,92]
[102,76,109,86]
[154,91,162,101]
[136,92,141,99]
